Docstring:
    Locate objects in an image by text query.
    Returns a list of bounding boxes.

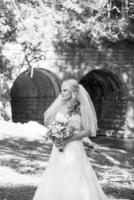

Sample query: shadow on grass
[0,186,36,200]
[0,136,134,200]
[0,137,134,175]
[87,137,134,170]
[0,184,134,200]
[103,185,134,200]
[0,138,52,174]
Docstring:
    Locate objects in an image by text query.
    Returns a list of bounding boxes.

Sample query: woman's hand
[83,140,98,150]
[55,139,65,152]
[55,137,71,151]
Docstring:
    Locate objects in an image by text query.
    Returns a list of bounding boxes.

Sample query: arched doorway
[80,69,128,136]
[11,68,61,124]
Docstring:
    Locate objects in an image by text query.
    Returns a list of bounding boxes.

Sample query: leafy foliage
[0,0,18,45]
[54,0,131,48]
[0,0,19,119]
[0,0,18,73]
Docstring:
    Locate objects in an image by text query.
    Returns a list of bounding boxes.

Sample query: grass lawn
[0,129,133,200]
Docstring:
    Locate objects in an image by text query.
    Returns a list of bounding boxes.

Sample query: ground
[0,121,134,200]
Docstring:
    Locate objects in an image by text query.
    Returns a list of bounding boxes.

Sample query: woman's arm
[68,129,92,142]
[64,129,98,149]
[63,129,96,146]
[55,129,98,150]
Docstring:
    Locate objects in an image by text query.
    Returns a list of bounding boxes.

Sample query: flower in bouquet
[47,120,68,150]
[47,120,80,152]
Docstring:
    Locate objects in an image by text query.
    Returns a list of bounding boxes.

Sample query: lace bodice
[55,112,81,130]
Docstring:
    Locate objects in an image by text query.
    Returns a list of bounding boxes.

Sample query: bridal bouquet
[47,116,80,152]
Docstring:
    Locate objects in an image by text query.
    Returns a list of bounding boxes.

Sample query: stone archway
[11,68,61,124]
[80,69,128,136]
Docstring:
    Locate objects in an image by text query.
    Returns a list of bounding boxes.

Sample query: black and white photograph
[0,0,134,200]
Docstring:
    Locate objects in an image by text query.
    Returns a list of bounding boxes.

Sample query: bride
[32,79,107,200]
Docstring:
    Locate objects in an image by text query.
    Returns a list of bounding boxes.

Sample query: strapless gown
[32,113,107,200]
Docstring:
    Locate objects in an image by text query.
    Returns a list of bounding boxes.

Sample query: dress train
[33,139,107,200]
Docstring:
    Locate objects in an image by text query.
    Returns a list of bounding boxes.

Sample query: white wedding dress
[33,112,107,200]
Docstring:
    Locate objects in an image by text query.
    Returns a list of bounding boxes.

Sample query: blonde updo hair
[62,79,80,100]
